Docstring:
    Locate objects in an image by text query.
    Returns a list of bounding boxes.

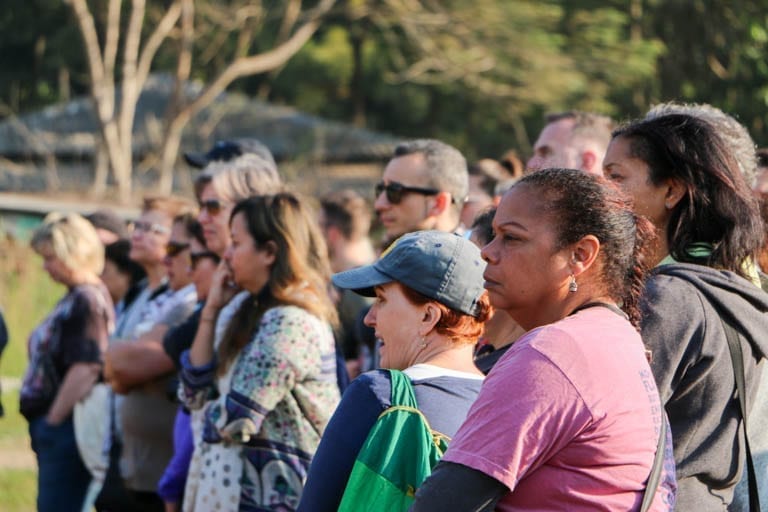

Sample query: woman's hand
[204,260,240,314]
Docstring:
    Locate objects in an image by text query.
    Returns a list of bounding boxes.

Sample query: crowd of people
[11,102,768,511]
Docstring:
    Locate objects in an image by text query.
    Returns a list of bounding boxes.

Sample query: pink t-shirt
[444,306,675,511]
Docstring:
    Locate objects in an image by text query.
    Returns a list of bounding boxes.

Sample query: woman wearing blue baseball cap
[298,230,492,511]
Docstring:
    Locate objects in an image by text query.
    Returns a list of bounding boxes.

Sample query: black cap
[184,139,276,169]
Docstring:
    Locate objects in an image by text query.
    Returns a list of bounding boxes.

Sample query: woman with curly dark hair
[413,169,676,511]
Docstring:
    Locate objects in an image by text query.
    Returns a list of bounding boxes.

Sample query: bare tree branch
[103,0,122,81]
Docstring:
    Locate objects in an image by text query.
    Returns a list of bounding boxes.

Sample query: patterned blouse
[180,304,340,511]
[20,282,114,419]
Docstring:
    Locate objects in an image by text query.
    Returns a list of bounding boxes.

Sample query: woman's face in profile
[603,136,670,230]
[480,185,571,328]
[364,282,427,370]
[38,242,75,287]
[225,211,275,293]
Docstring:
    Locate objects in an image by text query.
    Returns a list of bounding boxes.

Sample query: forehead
[495,185,551,229]
[534,118,575,149]
[229,211,248,235]
[199,182,220,201]
[383,153,429,185]
[604,135,633,162]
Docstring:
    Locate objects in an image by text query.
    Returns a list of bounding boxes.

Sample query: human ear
[261,240,278,265]
[664,179,686,210]
[581,150,598,174]
[418,302,442,336]
[570,235,600,278]
[428,192,451,217]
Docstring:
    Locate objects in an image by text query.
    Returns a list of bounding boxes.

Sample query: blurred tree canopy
[1,0,767,165]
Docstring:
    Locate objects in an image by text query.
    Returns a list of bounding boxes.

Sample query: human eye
[603,165,623,182]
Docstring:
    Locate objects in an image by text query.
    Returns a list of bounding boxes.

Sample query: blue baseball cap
[332,230,486,317]
[184,138,276,169]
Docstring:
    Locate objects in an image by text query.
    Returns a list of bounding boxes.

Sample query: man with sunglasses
[375,139,469,247]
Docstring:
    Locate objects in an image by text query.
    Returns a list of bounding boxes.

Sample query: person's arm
[298,372,388,511]
[104,330,174,393]
[189,262,239,367]
[46,362,101,424]
[48,286,110,423]
[410,461,507,512]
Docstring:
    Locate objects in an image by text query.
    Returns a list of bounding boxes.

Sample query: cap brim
[184,152,209,168]
[331,265,394,297]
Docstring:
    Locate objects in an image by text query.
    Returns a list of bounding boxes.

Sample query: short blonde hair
[195,154,283,203]
[31,212,105,275]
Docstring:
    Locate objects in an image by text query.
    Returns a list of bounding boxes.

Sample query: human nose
[526,155,541,172]
[374,189,389,211]
[363,304,377,327]
[481,237,498,264]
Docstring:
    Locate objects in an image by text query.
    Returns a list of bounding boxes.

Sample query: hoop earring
[569,275,578,293]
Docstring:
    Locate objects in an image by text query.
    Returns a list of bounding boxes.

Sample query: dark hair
[516,168,655,328]
[104,239,146,285]
[471,207,496,247]
[757,148,768,169]
[217,193,336,374]
[613,114,763,277]
[399,283,492,345]
[173,213,205,247]
[320,189,371,241]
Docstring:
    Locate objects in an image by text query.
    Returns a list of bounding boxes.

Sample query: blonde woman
[21,212,114,512]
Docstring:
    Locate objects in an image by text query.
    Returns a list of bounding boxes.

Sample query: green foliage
[0,467,37,511]
[3,0,768,157]
[0,240,59,512]
[0,239,64,378]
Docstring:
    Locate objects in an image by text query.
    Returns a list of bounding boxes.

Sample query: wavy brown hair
[216,193,337,374]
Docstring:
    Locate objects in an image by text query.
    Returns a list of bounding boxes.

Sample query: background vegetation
[0,238,64,511]
[1,0,767,166]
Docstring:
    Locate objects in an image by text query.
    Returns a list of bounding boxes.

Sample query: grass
[0,238,64,512]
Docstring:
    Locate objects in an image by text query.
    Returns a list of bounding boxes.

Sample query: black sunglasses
[166,241,190,258]
[190,251,221,270]
[375,181,440,204]
[199,199,226,216]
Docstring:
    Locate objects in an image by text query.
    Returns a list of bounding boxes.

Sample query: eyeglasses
[133,221,170,235]
[199,199,226,216]
[375,181,440,204]
[166,241,190,258]
[190,251,221,270]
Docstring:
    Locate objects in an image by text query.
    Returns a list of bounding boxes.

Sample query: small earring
[569,275,578,293]
[420,338,428,349]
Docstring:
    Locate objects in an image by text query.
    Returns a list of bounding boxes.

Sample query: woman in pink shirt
[412,168,676,511]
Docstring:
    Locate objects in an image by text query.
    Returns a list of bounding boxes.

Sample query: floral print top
[180,304,340,511]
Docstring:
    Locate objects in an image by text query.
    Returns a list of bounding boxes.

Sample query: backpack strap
[640,412,666,512]
[721,317,761,512]
[386,369,450,451]
[388,369,419,409]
